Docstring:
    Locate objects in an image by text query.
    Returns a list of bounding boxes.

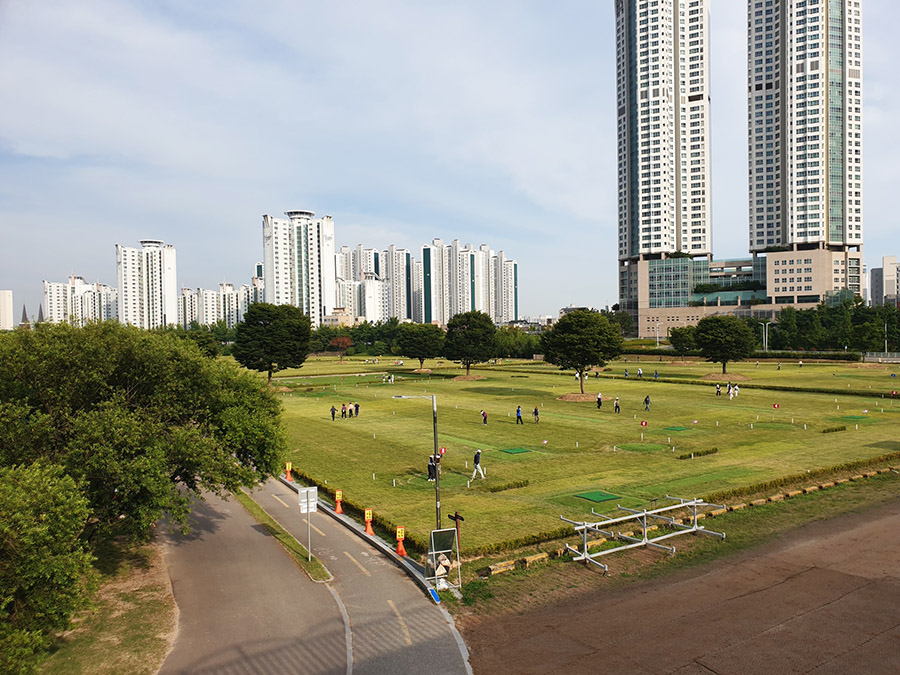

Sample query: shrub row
[702,450,900,504]
[486,479,530,493]
[676,448,718,460]
[822,426,847,434]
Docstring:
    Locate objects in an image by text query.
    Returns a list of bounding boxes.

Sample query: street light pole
[430,394,440,529]
[758,320,771,352]
[394,394,441,529]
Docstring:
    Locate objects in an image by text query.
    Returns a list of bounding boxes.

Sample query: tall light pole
[655,319,660,348]
[393,394,441,529]
[758,319,772,352]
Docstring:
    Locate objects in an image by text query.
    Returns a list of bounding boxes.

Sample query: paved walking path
[160,484,470,675]
[159,492,347,674]
[252,479,471,675]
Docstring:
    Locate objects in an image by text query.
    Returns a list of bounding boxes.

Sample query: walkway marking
[387,599,413,646]
[343,551,371,576]
[303,517,326,537]
[272,494,291,509]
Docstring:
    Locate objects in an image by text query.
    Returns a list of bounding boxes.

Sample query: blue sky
[1,1,897,319]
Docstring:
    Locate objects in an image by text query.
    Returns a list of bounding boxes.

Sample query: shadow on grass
[92,535,153,578]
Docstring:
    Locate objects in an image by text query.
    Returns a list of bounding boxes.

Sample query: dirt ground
[459,497,900,674]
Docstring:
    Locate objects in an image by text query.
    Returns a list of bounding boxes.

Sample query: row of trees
[0,322,285,671]
[229,305,632,385]
[670,300,900,357]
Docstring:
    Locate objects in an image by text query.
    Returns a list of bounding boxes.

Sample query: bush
[486,479,530,493]
[822,426,847,434]
[676,448,718,460]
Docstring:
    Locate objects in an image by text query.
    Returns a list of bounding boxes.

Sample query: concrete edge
[277,476,432,597]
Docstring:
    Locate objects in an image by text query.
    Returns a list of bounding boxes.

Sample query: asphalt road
[251,479,471,675]
[159,492,347,674]
[159,486,470,675]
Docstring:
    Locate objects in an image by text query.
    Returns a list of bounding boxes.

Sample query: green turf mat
[664,426,691,431]
[500,447,531,454]
[575,491,618,503]
[841,415,868,419]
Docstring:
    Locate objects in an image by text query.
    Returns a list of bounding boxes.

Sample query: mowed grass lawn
[276,357,900,553]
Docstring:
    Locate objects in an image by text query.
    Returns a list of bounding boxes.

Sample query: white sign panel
[298,487,318,514]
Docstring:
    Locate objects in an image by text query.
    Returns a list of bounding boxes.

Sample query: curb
[277,476,434,598]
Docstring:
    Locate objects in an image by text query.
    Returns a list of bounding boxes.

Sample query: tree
[601,309,635,337]
[396,322,444,368]
[0,321,286,541]
[329,336,352,361]
[232,303,311,384]
[669,325,697,355]
[0,463,96,673]
[541,310,623,393]
[443,311,496,376]
[694,315,755,374]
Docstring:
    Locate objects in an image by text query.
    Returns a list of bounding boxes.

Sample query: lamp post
[393,394,441,529]
[655,319,660,348]
[758,319,772,352]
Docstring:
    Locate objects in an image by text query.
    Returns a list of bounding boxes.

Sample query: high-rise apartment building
[747,0,863,299]
[616,0,712,314]
[43,275,117,326]
[116,240,177,329]
[870,256,899,307]
[262,210,336,327]
[0,290,14,331]
[381,245,413,321]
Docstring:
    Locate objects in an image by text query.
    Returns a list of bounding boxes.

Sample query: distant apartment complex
[870,256,899,306]
[115,239,178,329]
[0,290,13,330]
[263,210,518,327]
[615,0,866,337]
[42,275,117,326]
[262,210,336,328]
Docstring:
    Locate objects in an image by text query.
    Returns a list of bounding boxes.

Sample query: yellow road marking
[302,518,326,537]
[343,551,371,576]
[387,600,413,646]
[272,494,291,509]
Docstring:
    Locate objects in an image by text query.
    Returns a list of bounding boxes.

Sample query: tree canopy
[541,310,623,393]
[396,322,445,368]
[669,325,697,355]
[0,321,286,541]
[232,303,311,383]
[694,315,756,373]
[0,463,96,674]
[443,311,496,376]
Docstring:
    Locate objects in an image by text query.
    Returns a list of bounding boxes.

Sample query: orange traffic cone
[335,499,343,514]
[365,518,375,536]
[396,539,407,557]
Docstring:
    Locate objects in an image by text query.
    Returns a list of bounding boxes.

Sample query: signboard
[364,508,373,521]
[396,526,405,541]
[298,486,318,514]
[439,446,446,455]
[286,461,292,472]
[335,489,343,501]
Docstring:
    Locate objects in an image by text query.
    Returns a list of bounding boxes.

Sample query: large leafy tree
[541,310,623,393]
[232,303,311,384]
[669,325,697,355]
[0,321,286,541]
[0,463,96,674]
[694,315,755,374]
[396,322,445,368]
[443,311,496,376]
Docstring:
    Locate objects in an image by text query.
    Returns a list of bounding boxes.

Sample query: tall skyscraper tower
[748,0,863,299]
[615,0,712,314]
[262,210,336,327]
[116,240,177,329]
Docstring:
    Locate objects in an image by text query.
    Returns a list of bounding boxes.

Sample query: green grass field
[276,356,900,553]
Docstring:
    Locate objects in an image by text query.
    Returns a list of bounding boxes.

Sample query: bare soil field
[460,497,900,674]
